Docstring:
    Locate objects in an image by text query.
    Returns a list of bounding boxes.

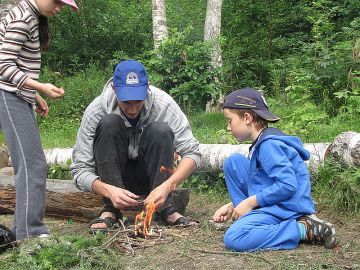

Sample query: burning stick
[134,200,156,238]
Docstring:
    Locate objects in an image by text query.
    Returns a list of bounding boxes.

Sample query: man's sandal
[0,224,16,254]
[88,209,123,234]
[156,207,189,226]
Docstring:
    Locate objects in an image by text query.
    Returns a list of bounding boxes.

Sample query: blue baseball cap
[224,88,280,122]
[113,60,149,101]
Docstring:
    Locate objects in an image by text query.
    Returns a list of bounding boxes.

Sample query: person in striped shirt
[0,0,78,241]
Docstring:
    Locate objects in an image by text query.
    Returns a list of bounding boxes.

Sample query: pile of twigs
[101,220,174,255]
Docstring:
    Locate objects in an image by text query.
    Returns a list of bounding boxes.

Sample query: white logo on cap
[126,72,139,85]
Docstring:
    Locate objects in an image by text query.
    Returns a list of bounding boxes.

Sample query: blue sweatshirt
[250,128,315,219]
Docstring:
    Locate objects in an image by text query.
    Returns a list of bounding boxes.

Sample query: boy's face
[224,109,252,142]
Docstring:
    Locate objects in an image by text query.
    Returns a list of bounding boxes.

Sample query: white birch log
[4,132,360,169]
[327,131,360,167]
[152,0,168,49]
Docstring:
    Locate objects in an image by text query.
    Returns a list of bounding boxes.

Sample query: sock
[297,222,306,240]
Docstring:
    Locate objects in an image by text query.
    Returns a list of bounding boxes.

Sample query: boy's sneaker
[298,214,337,249]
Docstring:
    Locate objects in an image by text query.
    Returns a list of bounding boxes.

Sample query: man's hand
[35,93,48,116]
[144,181,174,209]
[213,202,234,223]
[232,195,258,220]
[106,185,139,209]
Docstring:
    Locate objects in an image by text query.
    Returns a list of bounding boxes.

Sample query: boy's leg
[224,210,300,251]
[0,91,48,240]
[93,114,128,217]
[223,153,250,206]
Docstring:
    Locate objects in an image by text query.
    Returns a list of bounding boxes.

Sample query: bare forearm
[166,157,196,191]
[91,178,110,198]
[24,78,47,94]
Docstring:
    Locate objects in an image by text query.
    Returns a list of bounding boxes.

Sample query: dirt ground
[1,193,359,270]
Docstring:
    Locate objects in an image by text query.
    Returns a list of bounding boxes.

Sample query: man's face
[118,100,145,119]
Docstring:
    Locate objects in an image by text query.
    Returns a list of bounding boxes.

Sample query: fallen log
[15,132,360,169]
[0,172,189,222]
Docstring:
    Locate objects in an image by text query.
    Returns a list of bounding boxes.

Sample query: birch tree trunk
[204,0,223,69]
[204,0,224,112]
[152,0,168,50]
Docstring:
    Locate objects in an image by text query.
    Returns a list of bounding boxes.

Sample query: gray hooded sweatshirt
[70,78,201,192]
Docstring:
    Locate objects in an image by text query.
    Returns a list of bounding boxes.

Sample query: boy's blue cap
[224,88,280,122]
[113,60,149,101]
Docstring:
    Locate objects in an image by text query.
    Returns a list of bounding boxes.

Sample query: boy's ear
[244,112,254,124]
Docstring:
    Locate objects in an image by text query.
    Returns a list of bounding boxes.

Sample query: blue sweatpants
[223,153,301,251]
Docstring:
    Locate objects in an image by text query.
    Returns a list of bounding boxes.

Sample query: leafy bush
[43,0,152,74]
[144,27,221,111]
[38,65,109,124]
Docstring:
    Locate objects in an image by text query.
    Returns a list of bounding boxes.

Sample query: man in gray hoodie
[70,60,201,231]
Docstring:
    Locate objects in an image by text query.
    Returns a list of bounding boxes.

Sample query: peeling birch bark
[152,0,168,49]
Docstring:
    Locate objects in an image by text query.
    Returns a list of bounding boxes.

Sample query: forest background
[0,0,360,268]
[0,0,359,217]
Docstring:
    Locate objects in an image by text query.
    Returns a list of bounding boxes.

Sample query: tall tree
[204,0,223,68]
[152,0,168,49]
[204,0,223,112]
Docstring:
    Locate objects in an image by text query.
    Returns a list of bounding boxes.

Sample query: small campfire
[99,163,192,255]
[134,200,156,238]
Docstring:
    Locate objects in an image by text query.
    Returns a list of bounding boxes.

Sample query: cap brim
[115,85,148,101]
[60,1,79,12]
[253,109,280,122]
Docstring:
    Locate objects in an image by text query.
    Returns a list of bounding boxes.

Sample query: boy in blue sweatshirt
[213,88,336,251]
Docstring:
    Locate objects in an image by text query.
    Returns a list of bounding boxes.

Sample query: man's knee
[144,121,174,143]
[96,114,126,135]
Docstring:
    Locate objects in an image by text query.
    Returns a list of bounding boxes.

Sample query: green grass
[39,118,80,149]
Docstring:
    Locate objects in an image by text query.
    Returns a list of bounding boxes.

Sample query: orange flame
[134,200,156,238]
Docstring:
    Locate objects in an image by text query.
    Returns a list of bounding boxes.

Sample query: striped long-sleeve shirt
[0,0,41,104]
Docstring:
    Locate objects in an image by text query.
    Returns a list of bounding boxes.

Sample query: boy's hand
[213,202,234,223]
[232,196,258,220]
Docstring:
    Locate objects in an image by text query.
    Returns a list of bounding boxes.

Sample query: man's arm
[144,157,196,208]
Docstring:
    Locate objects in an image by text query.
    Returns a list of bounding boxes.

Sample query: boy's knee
[223,226,248,251]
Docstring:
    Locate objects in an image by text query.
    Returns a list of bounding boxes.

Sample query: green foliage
[144,27,220,111]
[47,160,72,180]
[38,65,108,124]
[0,233,125,270]
[312,158,360,213]
[43,0,152,74]
[183,171,227,196]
